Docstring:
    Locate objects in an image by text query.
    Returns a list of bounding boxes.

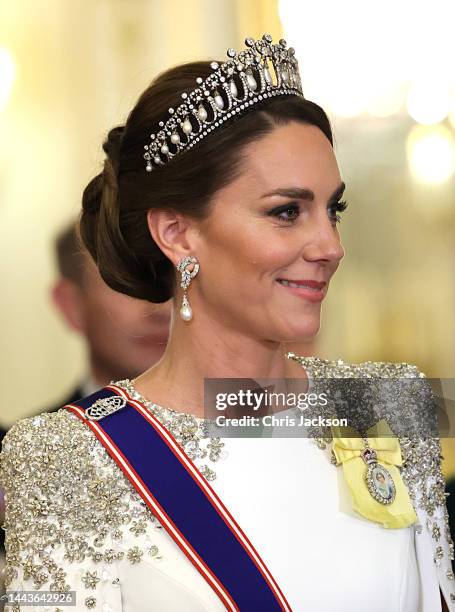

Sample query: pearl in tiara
[144,34,304,172]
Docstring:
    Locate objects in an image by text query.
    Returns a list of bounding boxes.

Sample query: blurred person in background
[0,221,172,592]
[49,221,172,408]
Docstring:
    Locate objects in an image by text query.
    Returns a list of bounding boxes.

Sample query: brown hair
[79,61,333,303]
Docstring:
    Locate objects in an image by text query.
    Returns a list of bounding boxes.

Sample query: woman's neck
[132,310,310,419]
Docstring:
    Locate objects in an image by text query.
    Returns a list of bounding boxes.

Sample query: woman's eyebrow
[260,181,346,202]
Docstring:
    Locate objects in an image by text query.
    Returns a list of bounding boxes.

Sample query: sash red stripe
[66,384,292,612]
[67,403,238,611]
[107,384,292,611]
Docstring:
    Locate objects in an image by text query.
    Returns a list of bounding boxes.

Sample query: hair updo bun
[80,125,124,219]
[78,60,333,303]
[103,125,124,165]
[80,123,173,303]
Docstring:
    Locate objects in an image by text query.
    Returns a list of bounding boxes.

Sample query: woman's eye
[268,203,300,223]
[329,200,349,224]
[268,200,349,225]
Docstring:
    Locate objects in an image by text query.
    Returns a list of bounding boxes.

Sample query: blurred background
[0,1,454,448]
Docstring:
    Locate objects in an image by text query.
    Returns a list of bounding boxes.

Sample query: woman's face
[192,121,346,342]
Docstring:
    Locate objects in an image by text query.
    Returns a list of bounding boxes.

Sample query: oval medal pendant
[361,447,396,505]
[365,463,396,505]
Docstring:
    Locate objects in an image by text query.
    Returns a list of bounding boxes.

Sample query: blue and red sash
[65,384,292,612]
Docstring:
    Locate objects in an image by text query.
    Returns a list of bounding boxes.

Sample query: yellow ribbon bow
[331,419,417,529]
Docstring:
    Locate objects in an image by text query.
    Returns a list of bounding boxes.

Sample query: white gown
[0,355,453,611]
[211,434,421,612]
[110,434,424,612]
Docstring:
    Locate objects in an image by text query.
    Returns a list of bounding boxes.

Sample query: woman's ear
[146,209,201,264]
[51,278,87,334]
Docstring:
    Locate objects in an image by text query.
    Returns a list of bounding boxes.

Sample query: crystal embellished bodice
[113,377,227,482]
[0,354,454,611]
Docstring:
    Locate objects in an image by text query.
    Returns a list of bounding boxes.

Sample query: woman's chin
[288,331,320,344]
[273,321,321,344]
[288,311,321,335]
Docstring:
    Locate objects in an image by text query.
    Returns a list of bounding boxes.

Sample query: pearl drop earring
[176,256,200,321]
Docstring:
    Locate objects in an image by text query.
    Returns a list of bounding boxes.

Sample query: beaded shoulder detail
[0,409,156,598]
[286,352,425,379]
[287,352,455,572]
[0,386,226,608]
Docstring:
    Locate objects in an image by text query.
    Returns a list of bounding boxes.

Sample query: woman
[0,35,453,611]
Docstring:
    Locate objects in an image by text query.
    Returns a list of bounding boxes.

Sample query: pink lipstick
[276,278,326,303]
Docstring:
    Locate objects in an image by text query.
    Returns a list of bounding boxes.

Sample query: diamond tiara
[144,34,304,172]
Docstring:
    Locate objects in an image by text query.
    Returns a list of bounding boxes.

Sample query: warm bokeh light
[406,124,455,184]
[406,80,451,125]
[279,0,455,120]
[449,107,455,131]
[366,83,407,118]
[0,47,15,111]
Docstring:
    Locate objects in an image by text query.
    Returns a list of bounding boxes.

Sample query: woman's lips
[134,334,169,347]
[276,278,326,302]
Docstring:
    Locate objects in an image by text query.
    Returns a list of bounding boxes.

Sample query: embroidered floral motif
[287,352,455,599]
[126,546,143,564]
[129,519,147,536]
[433,524,442,541]
[81,570,100,589]
[0,376,228,605]
[435,546,445,565]
[207,438,226,461]
[1,358,452,608]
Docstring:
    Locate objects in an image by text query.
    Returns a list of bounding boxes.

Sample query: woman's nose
[302,215,345,263]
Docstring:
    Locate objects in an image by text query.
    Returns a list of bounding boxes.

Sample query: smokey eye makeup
[267,199,349,224]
